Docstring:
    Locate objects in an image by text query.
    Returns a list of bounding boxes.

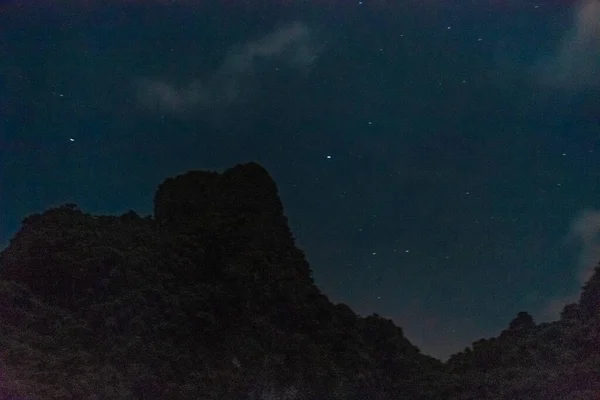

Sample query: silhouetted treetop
[579,263,600,319]
[508,311,536,331]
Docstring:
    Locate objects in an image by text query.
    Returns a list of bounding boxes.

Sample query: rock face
[3,161,600,399]
[0,162,443,400]
[153,162,316,290]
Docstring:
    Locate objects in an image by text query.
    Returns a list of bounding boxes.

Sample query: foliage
[0,163,600,399]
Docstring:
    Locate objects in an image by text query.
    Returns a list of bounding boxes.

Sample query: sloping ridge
[2,162,600,399]
[0,162,443,400]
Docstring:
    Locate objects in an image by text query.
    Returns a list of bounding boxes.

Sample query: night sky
[1,0,600,360]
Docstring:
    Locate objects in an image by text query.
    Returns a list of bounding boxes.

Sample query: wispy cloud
[541,209,600,320]
[535,0,600,89]
[134,22,321,115]
[569,209,600,283]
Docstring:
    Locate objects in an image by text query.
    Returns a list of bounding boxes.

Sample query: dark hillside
[445,271,600,399]
[2,162,600,399]
[0,162,444,399]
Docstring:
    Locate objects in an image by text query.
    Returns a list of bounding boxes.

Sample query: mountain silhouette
[0,162,599,399]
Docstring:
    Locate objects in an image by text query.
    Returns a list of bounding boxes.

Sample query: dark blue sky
[1,0,599,359]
